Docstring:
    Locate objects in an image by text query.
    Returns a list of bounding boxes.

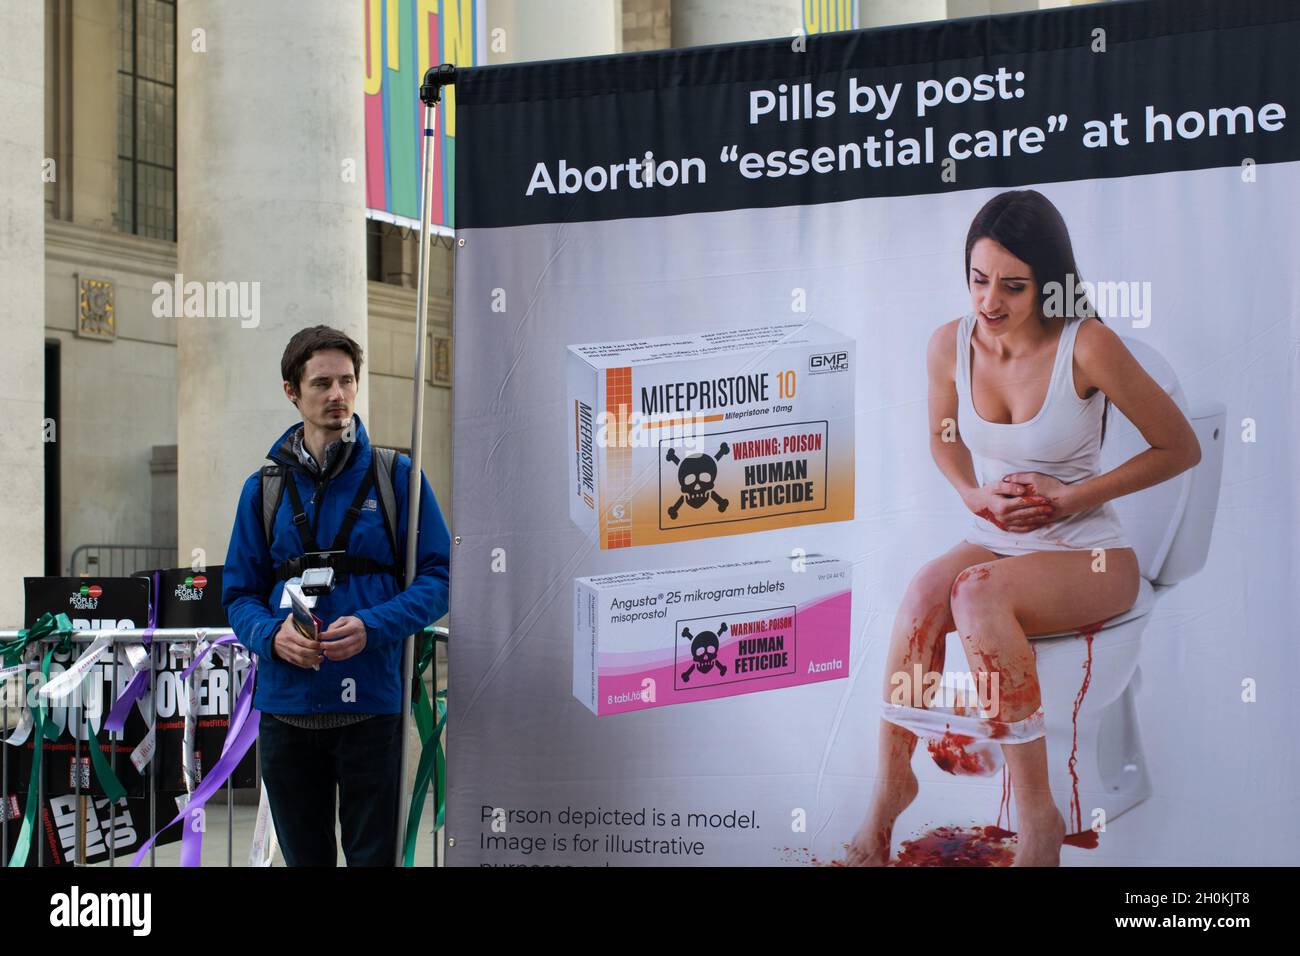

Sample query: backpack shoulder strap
[371,447,403,586]
[327,459,377,553]
[259,464,287,546]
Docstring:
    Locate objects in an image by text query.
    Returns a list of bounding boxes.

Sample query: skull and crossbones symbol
[680,622,728,682]
[665,442,730,520]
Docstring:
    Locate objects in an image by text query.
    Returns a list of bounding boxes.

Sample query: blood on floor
[891,825,1017,867]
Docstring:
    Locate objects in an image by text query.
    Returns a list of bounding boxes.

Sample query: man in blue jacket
[222,325,450,866]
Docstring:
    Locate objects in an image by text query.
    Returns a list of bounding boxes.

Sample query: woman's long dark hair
[964,189,1109,444]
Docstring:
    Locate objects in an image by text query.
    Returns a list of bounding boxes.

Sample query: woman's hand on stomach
[1000,471,1084,524]
[964,479,1058,533]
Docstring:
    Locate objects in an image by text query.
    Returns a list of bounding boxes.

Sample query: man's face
[286,348,357,432]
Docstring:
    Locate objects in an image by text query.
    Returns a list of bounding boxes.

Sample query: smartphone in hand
[285,583,324,670]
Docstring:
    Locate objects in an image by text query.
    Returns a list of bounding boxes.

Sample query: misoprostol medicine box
[567,322,854,549]
[573,555,852,716]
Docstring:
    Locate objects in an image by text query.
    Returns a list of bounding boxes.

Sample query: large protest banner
[447,0,1299,865]
[364,0,487,231]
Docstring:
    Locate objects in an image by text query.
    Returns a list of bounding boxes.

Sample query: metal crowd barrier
[0,629,242,867]
[2,624,447,867]
[2,624,448,867]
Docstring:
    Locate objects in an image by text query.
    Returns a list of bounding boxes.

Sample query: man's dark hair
[281,325,364,401]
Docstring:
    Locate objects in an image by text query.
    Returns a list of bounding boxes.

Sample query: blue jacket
[221,416,450,714]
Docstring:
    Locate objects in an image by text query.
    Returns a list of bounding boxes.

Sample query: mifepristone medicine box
[567,322,855,549]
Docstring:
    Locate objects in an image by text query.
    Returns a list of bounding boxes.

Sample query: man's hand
[320,615,367,662]
[272,613,324,669]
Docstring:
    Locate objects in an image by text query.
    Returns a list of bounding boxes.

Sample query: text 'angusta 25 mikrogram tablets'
[567,322,855,549]
[574,555,852,715]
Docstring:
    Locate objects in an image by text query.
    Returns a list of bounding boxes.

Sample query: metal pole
[396,64,455,867]
[149,641,157,867]
[0,629,236,641]
[37,687,45,867]
[227,649,234,866]
[2,677,8,865]
[74,667,83,865]
[110,645,119,866]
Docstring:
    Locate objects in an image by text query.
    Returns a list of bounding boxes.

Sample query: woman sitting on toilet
[848,189,1202,866]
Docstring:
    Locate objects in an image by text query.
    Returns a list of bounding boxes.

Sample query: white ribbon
[249,788,278,867]
[1,660,36,746]
[0,661,36,682]
[123,642,149,672]
[181,714,199,791]
[181,634,205,795]
[38,633,115,703]
[130,723,156,773]
[3,648,40,746]
[2,708,33,747]
[126,643,155,728]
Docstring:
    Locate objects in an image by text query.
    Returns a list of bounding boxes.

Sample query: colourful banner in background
[364,0,486,233]
[803,0,859,34]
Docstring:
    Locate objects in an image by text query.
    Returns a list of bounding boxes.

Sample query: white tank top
[955,311,1129,556]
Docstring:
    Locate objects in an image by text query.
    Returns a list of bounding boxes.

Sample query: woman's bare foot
[1012,803,1065,866]
[845,769,919,866]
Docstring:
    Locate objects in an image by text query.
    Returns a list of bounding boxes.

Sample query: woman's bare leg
[950,547,1140,866]
[845,540,1002,866]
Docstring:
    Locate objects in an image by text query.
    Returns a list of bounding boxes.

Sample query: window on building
[367,220,385,281]
[116,0,176,241]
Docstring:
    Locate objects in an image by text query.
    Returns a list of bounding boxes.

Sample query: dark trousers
[258,713,403,867]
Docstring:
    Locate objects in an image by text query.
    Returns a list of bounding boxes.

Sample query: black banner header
[454,0,1300,229]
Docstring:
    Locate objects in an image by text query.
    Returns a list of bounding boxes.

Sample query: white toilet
[941,337,1226,829]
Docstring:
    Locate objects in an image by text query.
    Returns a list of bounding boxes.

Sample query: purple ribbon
[148,573,160,629]
[109,572,162,733]
[180,634,238,682]
[130,657,259,867]
[104,626,155,735]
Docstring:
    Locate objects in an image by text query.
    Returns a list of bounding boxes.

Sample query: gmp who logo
[50,886,151,936]
[808,351,849,374]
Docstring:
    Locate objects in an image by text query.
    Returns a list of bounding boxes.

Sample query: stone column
[0,0,45,624]
[486,0,623,63]
[947,0,1038,19]
[671,0,801,46]
[673,1,967,42]
[176,0,367,567]
[864,1,947,27]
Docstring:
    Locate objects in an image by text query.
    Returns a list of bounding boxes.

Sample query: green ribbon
[4,613,70,867]
[402,628,447,867]
[3,612,127,867]
[84,721,128,804]
[0,611,71,667]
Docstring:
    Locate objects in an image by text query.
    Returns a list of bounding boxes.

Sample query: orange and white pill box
[567,322,855,549]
